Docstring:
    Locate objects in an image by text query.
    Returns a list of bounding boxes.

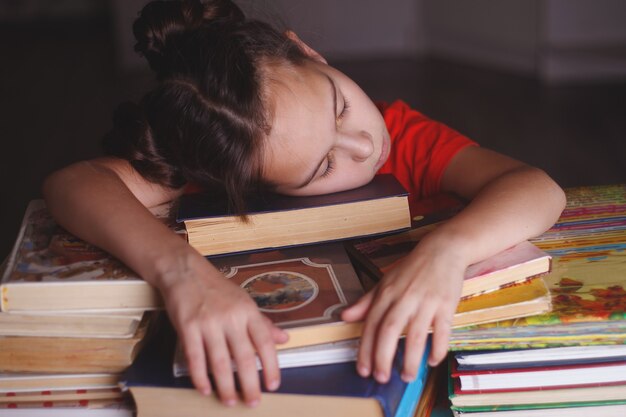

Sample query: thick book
[0,310,145,338]
[449,184,626,350]
[451,403,626,417]
[0,200,163,312]
[207,241,366,350]
[451,360,626,392]
[454,345,626,371]
[0,372,120,393]
[120,318,431,417]
[0,312,158,374]
[346,221,552,299]
[0,398,134,417]
[177,174,411,256]
[0,387,124,404]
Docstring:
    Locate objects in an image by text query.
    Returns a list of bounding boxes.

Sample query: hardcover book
[449,184,626,350]
[346,221,552,299]
[207,241,366,350]
[0,200,162,312]
[177,174,412,256]
[121,318,431,417]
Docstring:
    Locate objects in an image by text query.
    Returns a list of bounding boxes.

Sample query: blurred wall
[110,0,626,83]
[422,0,626,82]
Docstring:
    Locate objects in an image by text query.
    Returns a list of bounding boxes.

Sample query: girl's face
[262,58,391,197]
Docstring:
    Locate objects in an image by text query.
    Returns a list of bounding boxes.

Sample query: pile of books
[443,183,626,417]
[1,174,560,416]
[0,200,168,416]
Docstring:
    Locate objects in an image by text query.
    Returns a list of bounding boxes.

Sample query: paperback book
[346,221,552,299]
[0,200,162,312]
[449,184,626,350]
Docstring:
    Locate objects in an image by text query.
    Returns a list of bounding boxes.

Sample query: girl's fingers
[429,309,454,366]
[355,286,394,379]
[182,327,212,396]
[401,302,437,381]
[227,330,262,407]
[372,298,426,383]
[341,289,375,322]
[249,318,282,392]
[204,330,238,406]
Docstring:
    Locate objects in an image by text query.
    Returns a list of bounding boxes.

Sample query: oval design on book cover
[240,271,318,313]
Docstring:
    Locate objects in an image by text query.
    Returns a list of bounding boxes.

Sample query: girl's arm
[42,158,286,406]
[342,146,566,383]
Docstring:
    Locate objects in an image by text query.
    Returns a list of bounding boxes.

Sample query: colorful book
[0,200,162,312]
[177,173,411,256]
[120,318,431,417]
[449,184,626,350]
[346,222,552,299]
[451,403,626,417]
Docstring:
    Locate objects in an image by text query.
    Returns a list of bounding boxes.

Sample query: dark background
[1,0,625,261]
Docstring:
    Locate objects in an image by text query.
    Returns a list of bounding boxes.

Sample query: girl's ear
[285,30,327,64]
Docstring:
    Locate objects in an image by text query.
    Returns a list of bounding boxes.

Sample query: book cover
[346,222,552,299]
[208,241,366,349]
[0,200,162,312]
[121,317,431,417]
[449,184,626,350]
[177,174,412,256]
[450,360,626,391]
[454,345,626,371]
[178,174,408,220]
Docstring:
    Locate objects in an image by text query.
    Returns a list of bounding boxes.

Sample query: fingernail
[357,364,370,377]
[247,399,259,408]
[201,388,211,396]
[374,370,388,383]
[267,379,279,391]
[401,372,414,382]
[225,399,237,407]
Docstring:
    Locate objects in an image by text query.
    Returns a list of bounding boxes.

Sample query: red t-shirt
[376,100,478,217]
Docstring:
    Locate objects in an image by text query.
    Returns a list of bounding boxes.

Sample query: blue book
[121,317,430,417]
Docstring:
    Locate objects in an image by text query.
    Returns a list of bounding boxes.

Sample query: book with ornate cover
[0,200,163,312]
[346,222,552,299]
[449,184,626,350]
[177,173,411,257]
[207,241,366,350]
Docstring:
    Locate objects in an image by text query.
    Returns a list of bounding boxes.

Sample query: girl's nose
[338,130,374,162]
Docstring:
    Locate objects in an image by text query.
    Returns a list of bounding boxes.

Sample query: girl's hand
[341,233,466,383]
[157,250,288,407]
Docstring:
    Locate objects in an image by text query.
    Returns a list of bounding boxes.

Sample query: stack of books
[0,200,169,416]
[1,174,563,416]
[116,174,555,417]
[442,183,626,416]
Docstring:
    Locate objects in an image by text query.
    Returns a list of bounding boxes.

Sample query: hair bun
[133,0,245,77]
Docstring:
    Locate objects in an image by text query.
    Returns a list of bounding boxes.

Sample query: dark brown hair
[103,0,307,214]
